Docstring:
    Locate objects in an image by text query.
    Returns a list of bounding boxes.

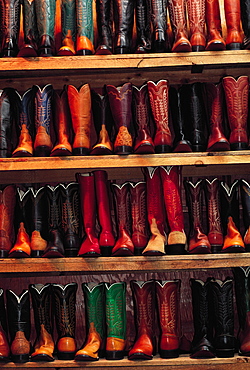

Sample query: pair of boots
[75,281,126,361]
[128,279,181,360]
[190,277,235,358]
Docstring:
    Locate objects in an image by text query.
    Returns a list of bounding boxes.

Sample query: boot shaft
[35,0,56,39]
[113,0,134,53]
[29,186,49,240]
[0,0,20,56]
[233,266,250,329]
[184,179,205,231]
[0,289,8,335]
[22,0,38,46]
[77,172,97,229]
[112,182,131,234]
[96,0,113,51]
[61,0,76,43]
[240,179,250,243]
[135,0,151,52]
[220,180,240,233]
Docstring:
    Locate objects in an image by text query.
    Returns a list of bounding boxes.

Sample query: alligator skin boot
[186,0,206,51]
[224,0,243,49]
[151,0,169,52]
[95,0,113,54]
[50,88,73,156]
[190,279,215,358]
[240,0,250,48]
[76,0,95,54]
[0,0,20,57]
[90,89,113,155]
[240,179,250,251]
[0,185,16,258]
[105,282,127,360]
[17,0,38,56]
[93,170,115,256]
[167,0,192,52]
[204,82,230,151]
[142,167,166,255]
[134,0,151,52]
[0,289,10,361]
[111,182,134,256]
[67,84,92,155]
[29,283,54,361]
[205,0,226,50]
[222,75,249,150]
[113,0,134,53]
[57,0,76,55]
[160,166,187,255]
[132,84,154,154]
[233,266,250,355]
[184,179,211,254]
[106,82,133,155]
[75,282,106,361]
[35,0,56,56]
[77,173,101,257]
[33,84,54,157]
[6,289,31,363]
[204,178,224,253]
[52,283,77,360]
[128,280,155,360]
[220,180,245,252]
[208,277,235,357]
[147,80,173,153]
[155,280,181,358]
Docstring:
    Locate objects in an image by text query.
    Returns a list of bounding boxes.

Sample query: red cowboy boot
[224,0,243,49]
[111,182,134,256]
[142,167,166,255]
[204,82,230,151]
[222,75,249,150]
[186,0,206,51]
[155,280,181,358]
[205,0,226,50]
[132,84,154,154]
[77,173,101,257]
[93,170,115,256]
[0,185,16,258]
[128,280,156,360]
[159,166,187,255]
[147,80,173,153]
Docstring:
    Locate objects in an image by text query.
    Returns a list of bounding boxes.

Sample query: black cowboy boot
[151,0,169,52]
[0,289,10,361]
[134,0,151,52]
[240,179,250,251]
[113,0,135,54]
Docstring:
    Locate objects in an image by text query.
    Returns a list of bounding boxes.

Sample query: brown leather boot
[204,82,230,151]
[0,185,16,258]
[222,75,249,150]
[224,0,243,49]
[184,179,211,254]
[142,167,166,255]
[167,0,192,52]
[186,0,206,51]
[67,84,92,155]
[128,280,156,360]
[147,80,173,153]
[106,82,133,155]
[205,0,226,50]
[155,280,181,358]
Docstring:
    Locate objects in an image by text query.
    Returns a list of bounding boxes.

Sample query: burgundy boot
[0,185,16,258]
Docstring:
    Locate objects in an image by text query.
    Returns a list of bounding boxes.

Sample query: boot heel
[192,144,206,152]
[215,349,234,358]
[155,144,172,153]
[31,250,44,257]
[159,348,179,358]
[57,351,75,360]
[230,142,248,150]
[73,147,90,156]
[11,354,30,363]
[100,246,113,256]
[105,350,124,360]
[226,43,241,50]
[114,145,132,155]
[166,244,186,255]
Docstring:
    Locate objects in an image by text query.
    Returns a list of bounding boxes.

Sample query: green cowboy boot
[57,0,76,55]
[75,282,106,361]
[76,0,94,54]
[105,282,127,360]
[35,0,56,56]
[18,0,38,56]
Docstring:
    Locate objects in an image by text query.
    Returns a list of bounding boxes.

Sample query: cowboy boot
[155,280,181,358]
[186,0,206,51]
[60,182,81,257]
[29,283,54,362]
[0,185,16,258]
[190,279,215,358]
[134,0,151,52]
[34,84,54,157]
[90,89,113,155]
[77,172,101,257]
[95,0,113,54]
[240,0,250,48]
[0,0,20,57]
[220,180,245,252]
[224,0,243,49]
[105,282,127,360]
[151,0,169,52]
[67,84,92,155]
[208,277,235,357]
[203,82,230,151]
[93,170,115,256]
[233,266,250,355]
[106,82,133,155]
[51,88,73,156]
[111,182,134,256]
[17,0,38,56]
[167,0,192,52]
[240,179,250,251]
[113,0,134,54]
[222,75,249,150]
[147,80,173,153]
[128,280,155,360]
[76,0,94,54]
[52,283,77,360]
[132,84,154,154]
[205,0,226,50]
[169,86,192,153]
[6,289,31,363]
[75,282,106,361]
[0,289,10,361]
[142,167,166,255]
[57,0,76,55]
[160,166,187,255]
[35,0,56,56]
[184,179,211,254]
